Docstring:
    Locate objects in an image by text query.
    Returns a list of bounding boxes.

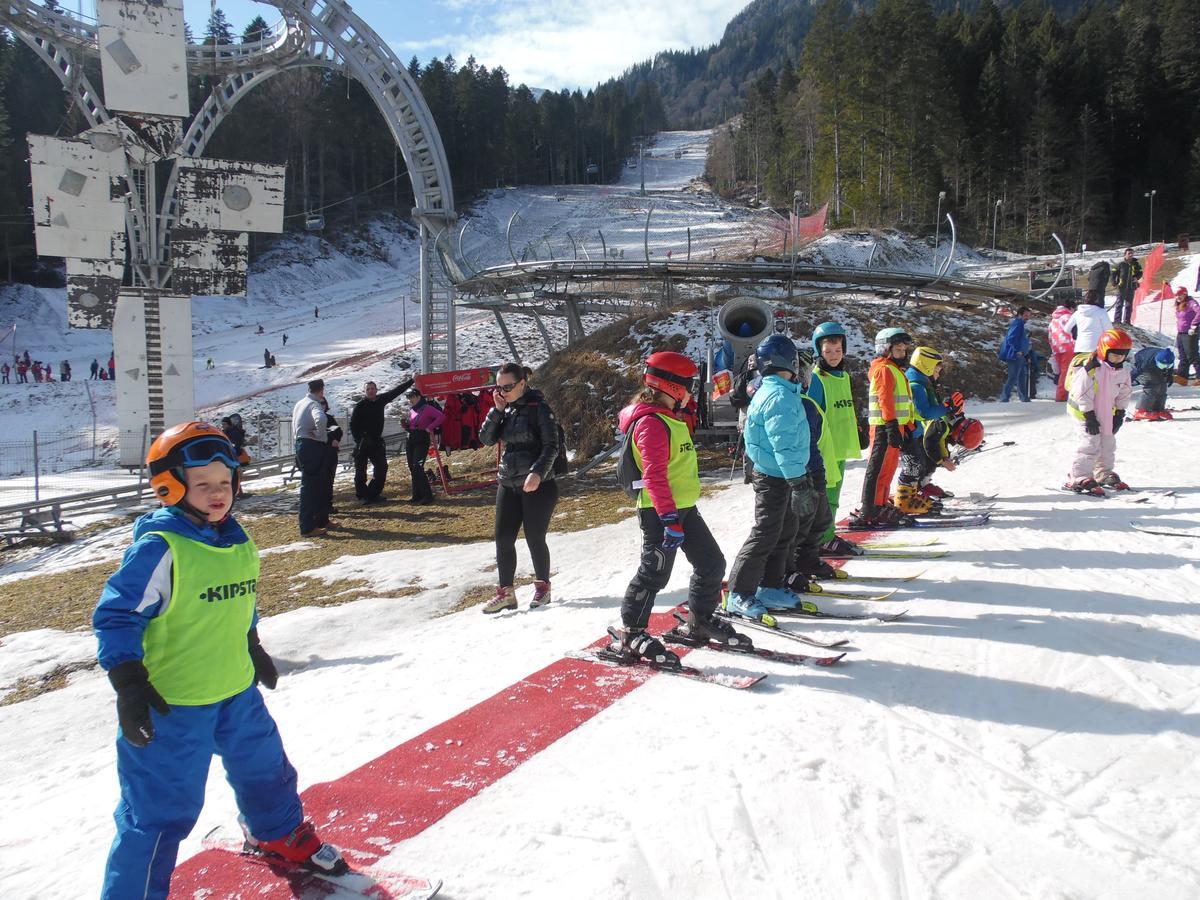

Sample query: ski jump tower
[1,0,456,464]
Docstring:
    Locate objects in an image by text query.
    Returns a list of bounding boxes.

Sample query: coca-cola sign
[415,366,499,396]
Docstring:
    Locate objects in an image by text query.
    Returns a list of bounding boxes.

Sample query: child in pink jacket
[611,351,747,667]
[1048,301,1076,401]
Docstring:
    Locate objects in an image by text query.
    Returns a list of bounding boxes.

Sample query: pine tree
[204,9,235,46]
[242,16,271,44]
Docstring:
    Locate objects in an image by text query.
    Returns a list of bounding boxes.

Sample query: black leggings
[495,478,559,585]
[622,506,725,630]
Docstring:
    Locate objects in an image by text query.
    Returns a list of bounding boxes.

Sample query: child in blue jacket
[94,422,345,899]
[724,336,815,622]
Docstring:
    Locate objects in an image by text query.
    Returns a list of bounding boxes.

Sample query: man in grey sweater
[292,379,329,536]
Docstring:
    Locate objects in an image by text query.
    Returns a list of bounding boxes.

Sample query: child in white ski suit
[1066,329,1133,489]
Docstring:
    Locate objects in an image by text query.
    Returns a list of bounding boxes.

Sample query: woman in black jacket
[479,363,560,613]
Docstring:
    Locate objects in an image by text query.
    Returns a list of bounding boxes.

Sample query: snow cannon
[718,296,775,374]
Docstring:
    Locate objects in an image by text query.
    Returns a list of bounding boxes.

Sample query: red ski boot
[248,820,348,875]
[1099,472,1130,491]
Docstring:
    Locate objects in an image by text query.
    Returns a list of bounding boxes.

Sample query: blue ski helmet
[875,327,913,357]
[812,321,847,356]
[1155,348,1175,369]
[755,334,799,376]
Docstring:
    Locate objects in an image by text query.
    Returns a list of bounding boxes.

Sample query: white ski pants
[1069,421,1116,481]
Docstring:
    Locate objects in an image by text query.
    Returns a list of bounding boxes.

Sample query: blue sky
[150,0,747,91]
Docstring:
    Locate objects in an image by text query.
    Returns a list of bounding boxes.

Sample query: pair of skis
[201,827,441,898]
[570,623,843,690]
[1052,484,1176,500]
[825,537,950,560]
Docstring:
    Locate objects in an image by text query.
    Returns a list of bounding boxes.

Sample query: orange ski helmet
[1097,328,1132,364]
[644,351,698,404]
[147,421,240,506]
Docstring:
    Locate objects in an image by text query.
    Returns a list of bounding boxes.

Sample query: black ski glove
[248,628,279,690]
[1112,411,1125,433]
[787,475,812,490]
[108,660,169,748]
[884,421,904,448]
[1083,411,1101,436]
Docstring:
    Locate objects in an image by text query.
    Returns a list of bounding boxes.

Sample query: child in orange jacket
[853,328,916,527]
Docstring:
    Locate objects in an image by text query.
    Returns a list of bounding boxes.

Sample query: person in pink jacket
[1173,287,1200,385]
[403,387,446,504]
[610,351,748,667]
[1064,329,1133,492]
[1048,300,1077,401]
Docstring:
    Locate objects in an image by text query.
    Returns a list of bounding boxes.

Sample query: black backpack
[552,423,568,475]
[616,413,668,499]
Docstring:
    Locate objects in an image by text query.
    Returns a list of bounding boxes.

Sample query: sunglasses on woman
[495,379,524,394]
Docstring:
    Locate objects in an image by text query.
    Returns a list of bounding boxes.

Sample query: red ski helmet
[1097,328,1133,364]
[643,351,698,404]
[950,417,984,451]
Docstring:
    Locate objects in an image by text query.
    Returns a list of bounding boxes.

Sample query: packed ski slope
[3,390,1200,898]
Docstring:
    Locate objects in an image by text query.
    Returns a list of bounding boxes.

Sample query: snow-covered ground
[459,131,776,270]
[3,387,1200,898]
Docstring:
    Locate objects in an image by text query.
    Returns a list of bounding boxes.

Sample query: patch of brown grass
[538,348,640,459]
[0,466,650,640]
[0,659,97,706]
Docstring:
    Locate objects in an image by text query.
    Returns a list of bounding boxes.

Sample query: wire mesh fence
[0,429,142,507]
[0,416,298,510]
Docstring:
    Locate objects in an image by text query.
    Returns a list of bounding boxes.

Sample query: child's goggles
[150,437,240,476]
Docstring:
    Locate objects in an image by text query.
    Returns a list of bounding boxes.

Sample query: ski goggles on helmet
[645,364,698,395]
[148,436,241,477]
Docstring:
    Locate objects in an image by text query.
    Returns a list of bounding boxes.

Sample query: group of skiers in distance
[1,351,113,384]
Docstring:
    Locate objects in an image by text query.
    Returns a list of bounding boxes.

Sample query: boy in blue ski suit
[724,335,815,622]
[94,421,343,899]
[1131,347,1175,420]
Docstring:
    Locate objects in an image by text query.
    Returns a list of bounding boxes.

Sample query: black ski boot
[664,610,753,650]
[606,626,681,669]
[805,559,840,581]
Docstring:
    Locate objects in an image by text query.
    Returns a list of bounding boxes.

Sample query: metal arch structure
[1,0,459,373]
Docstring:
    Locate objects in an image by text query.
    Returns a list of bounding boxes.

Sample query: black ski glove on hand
[248,628,279,690]
[787,475,812,490]
[1112,411,1125,433]
[884,421,904,448]
[1083,411,1101,436]
[109,660,169,748]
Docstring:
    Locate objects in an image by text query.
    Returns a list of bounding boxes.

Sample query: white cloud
[447,0,746,90]
[393,33,468,54]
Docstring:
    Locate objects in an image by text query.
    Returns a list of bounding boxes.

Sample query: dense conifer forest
[634,0,1200,248]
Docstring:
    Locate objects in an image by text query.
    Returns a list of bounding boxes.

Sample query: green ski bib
[141,530,258,705]
[813,369,862,464]
[631,414,701,510]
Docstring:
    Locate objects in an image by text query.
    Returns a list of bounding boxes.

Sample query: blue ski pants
[101,685,302,900]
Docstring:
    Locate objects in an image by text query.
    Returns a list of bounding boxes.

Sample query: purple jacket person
[1175,288,1200,382]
